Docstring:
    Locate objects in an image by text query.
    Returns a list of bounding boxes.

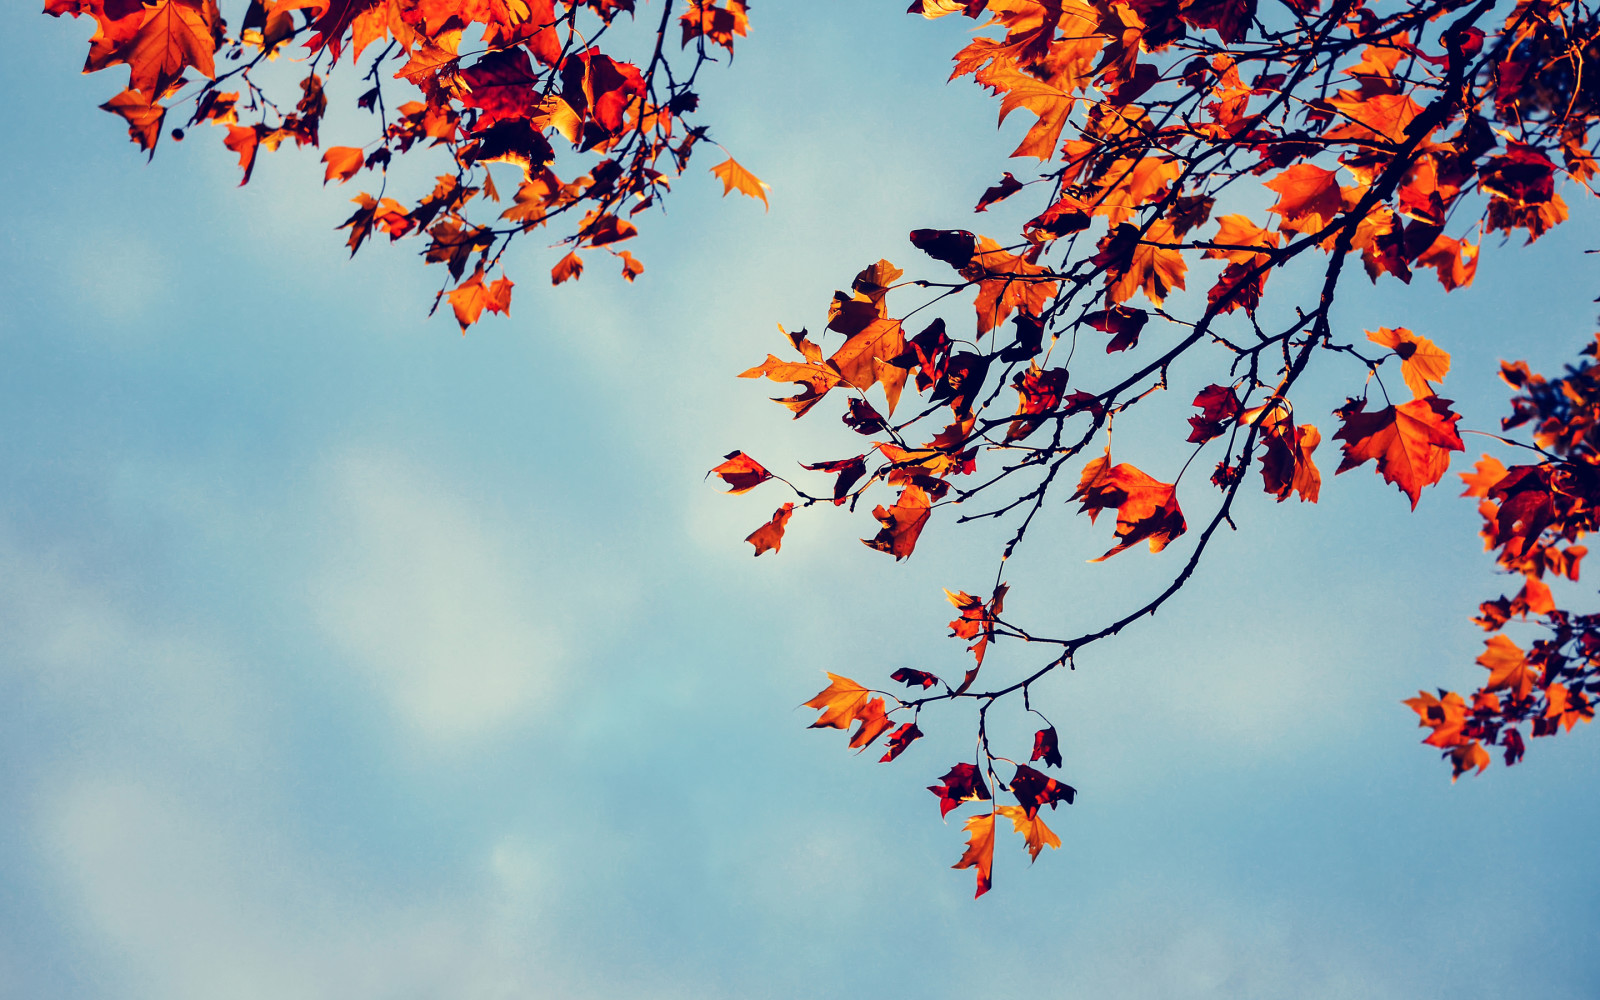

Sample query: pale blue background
[3,4,1599,997]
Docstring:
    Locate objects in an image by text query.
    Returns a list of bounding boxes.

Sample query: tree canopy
[42,0,1600,897]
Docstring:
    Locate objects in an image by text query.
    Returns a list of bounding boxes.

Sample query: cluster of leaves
[45,0,1600,899]
[45,0,767,329]
[1409,342,1600,776]
[710,0,1600,894]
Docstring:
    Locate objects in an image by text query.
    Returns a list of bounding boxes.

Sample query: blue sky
[4,3,1600,998]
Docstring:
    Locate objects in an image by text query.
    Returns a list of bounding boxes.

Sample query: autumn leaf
[321,145,366,185]
[551,251,584,285]
[804,673,879,730]
[951,810,996,898]
[964,237,1058,334]
[99,89,165,155]
[1008,763,1076,816]
[1264,163,1344,233]
[121,0,217,96]
[1459,454,1508,498]
[1099,220,1187,307]
[1367,327,1450,399]
[710,156,770,209]
[708,450,772,493]
[1477,634,1538,699]
[1072,450,1188,560]
[997,804,1061,862]
[1333,396,1466,508]
[880,722,924,763]
[745,503,794,556]
[829,318,906,394]
[928,762,991,818]
[891,667,941,690]
[1031,726,1062,768]
[446,268,513,331]
[1259,423,1321,503]
[863,483,937,560]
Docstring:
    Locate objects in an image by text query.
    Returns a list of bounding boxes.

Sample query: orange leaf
[997,804,1061,862]
[804,673,876,730]
[447,269,513,331]
[863,483,936,560]
[1333,396,1465,508]
[828,318,906,392]
[1477,634,1538,700]
[1072,450,1187,560]
[745,503,794,556]
[322,145,366,185]
[952,811,996,898]
[1264,163,1344,233]
[99,88,165,154]
[1460,454,1508,498]
[710,156,770,209]
[708,451,772,494]
[551,251,584,285]
[1103,220,1187,307]
[1366,327,1450,399]
[122,0,217,96]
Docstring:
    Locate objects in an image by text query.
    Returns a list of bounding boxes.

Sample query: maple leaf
[1545,683,1595,732]
[800,456,867,505]
[1404,689,1470,748]
[952,811,996,898]
[891,667,941,690]
[1367,327,1450,399]
[1072,450,1188,560]
[710,156,770,209]
[964,237,1058,334]
[990,65,1074,160]
[880,722,924,762]
[118,0,217,97]
[805,673,879,730]
[99,89,165,155]
[680,0,749,51]
[863,483,937,560]
[551,251,584,285]
[1264,164,1344,233]
[1333,396,1466,508]
[1259,423,1321,503]
[745,503,794,556]
[618,250,645,282]
[321,146,366,185]
[446,268,513,331]
[1007,364,1069,441]
[1085,305,1148,353]
[1009,763,1075,816]
[910,228,978,269]
[740,353,844,419]
[1099,220,1187,307]
[928,762,991,818]
[1449,740,1492,779]
[975,172,1023,212]
[847,696,894,750]
[997,804,1061,862]
[708,450,773,493]
[829,318,906,397]
[1477,634,1538,699]
[1459,454,1508,498]
[1187,383,1242,443]
[1031,726,1062,768]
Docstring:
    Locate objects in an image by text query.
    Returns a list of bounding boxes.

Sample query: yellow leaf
[997,804,1061,862]
[710,156,770,209]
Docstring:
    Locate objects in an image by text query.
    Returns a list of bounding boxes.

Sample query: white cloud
[310,449,567,743]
